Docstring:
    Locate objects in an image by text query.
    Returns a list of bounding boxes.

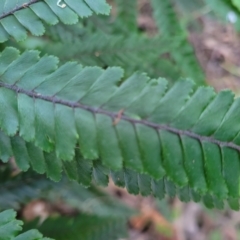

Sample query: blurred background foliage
[2,0,240,239]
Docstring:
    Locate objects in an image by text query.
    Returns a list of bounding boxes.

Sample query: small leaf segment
[0,209,53,240]
[150,0,205,85]
[0,0,111,43]
[1,48,240,209]
[26,214,128,240]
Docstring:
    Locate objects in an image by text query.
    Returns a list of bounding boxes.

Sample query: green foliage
[0,46,239,210]
[232,0,240,10]
[151,0,205,85]
[0,0,239,232]
[39,30,181,80]
[61,159,240,211]
[0,167,132,239]
[0,170,134,218]
[0,209,53,240]
[0,0,111,43]
[174,0,205,12]
[44,23,86,43]
[8,0,205,83]
[24,214,128,240]
[113,0,138,33]
[151,0,183,35]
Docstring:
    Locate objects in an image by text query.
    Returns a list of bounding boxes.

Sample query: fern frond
[24,214,128,240]
[0,170,133,217]
[0,132,237,210]
[67,158,239,210]
[151,0,183,36]
[113,0,138,33]
[151,0,205,85]
[0,131,63,182]
[79,160,239,211]
[0,209,53,240]
[0,0,111,43]
[45,23,87,43]
[1,47,240,208]
[174,0,205,12]
[38,29,182,80]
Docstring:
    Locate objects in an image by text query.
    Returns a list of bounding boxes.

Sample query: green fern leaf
[1,47,240,208]
[0,0,111,43]
[151,0,183,35]
[0,170,134,217]
[45,23,86,43]
[0,131,237,210]
[113,0,138,33]
[71,159,239,210]
[0,172,130,238]
[24,214,128,240]
[0,209,53,240]
[151,0,205,85]
[40,30,182,80]
[0,130,63,181]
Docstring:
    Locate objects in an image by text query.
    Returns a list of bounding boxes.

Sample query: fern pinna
[0,0,111,42]
[0,209,52,239]
[0,207,128,240]
[0,170,131,239]
[0,46,239,210]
